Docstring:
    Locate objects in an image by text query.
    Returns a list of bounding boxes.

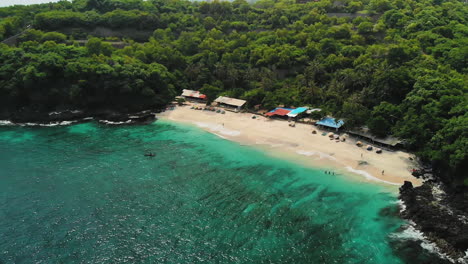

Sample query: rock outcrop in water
[399,181,468,262]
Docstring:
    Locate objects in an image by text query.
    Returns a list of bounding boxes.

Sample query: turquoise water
[0,121,448,263]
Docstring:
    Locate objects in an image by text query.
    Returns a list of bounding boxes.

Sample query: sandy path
[157,105,422,187]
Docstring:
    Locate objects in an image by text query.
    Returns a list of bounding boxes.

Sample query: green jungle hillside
[0,0,467,185]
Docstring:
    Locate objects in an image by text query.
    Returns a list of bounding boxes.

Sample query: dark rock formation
[399,181,468,262]
[1,109,158,126]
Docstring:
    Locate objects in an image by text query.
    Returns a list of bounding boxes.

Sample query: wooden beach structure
[213,96,246,112]
[348,127,403,150]
[181,89,207,103]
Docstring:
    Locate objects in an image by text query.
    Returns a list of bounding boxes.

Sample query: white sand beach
[157,104,423,187]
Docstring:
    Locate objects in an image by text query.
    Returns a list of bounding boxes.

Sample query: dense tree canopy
[0,0,466,185]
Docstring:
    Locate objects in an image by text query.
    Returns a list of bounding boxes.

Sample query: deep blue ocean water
[0,121,450,263]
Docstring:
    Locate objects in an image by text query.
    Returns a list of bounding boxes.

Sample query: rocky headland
[400,181,468,263]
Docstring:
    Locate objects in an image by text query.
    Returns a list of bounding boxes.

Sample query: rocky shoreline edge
[400,181,468,263]
[0,109,161,126]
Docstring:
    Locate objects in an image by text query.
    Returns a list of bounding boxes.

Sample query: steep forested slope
[0,0,466,185]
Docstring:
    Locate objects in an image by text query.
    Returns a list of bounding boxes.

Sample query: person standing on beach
[382,170,385,175]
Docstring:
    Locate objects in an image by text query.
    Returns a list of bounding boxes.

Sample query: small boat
[144,153,156,157]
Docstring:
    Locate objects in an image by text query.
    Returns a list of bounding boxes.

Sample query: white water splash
[0,120,14,126]
[99,120,132,125]
[397,199,407,213]
[212,132,228,139]
[296,150,337,161]
[17,121,76,127]
[391,222,458,263]
[194,122,241,136]
[345,166,400,185]
[459,250,468,264]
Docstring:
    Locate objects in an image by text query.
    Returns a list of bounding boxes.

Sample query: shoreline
[3,106,464,261]
[157,104,423,188]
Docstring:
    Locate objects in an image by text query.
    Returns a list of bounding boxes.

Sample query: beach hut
[265,107,294,118]
[214,96,247,112]
[287,107,308,118]
[348,127,404,149]
[316,117,345,131]
[181,89,207,102]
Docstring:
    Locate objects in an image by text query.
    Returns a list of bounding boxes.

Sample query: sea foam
[0,120,13,126]
[194,122,241,136]
[296,150,337,161]
[99,120,132,125]
[345,166,400,185]
[391,222,458,263]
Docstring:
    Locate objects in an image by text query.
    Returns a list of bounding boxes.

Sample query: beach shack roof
[181,89,207,99]
[287,107,308,117]
[348,127,402,147]
[306,108,322,114]
[265,107,293,117]
[214,96,246,107]
[316,117,345,129]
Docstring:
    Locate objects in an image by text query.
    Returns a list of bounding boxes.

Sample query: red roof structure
[265,108,291,116]
[181,89,207,100]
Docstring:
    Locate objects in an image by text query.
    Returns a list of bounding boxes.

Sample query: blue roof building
[316,117,345,129]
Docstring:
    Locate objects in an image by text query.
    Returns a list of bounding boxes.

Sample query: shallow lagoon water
[0,121,450,263]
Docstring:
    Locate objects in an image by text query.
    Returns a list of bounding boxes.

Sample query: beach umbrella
[334,134,340,139]
[376,148,382,154]
[356,141,362,146]
[366,145,373,150]
[328,132,334,137]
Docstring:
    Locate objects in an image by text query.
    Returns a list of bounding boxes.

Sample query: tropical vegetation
[0,0,466,185]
